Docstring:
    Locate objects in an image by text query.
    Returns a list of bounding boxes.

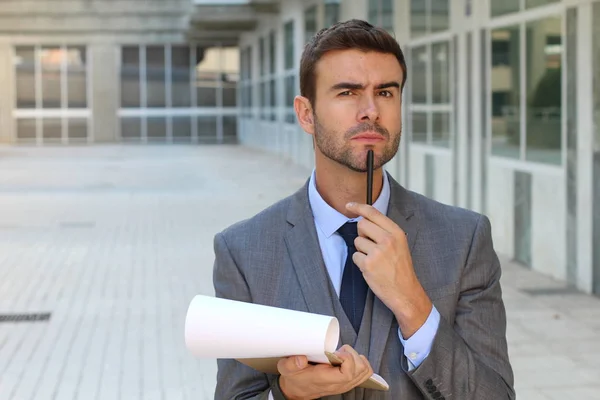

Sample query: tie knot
[337,221,358,247]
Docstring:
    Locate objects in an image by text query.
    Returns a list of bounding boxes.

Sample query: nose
[358,94,380,122]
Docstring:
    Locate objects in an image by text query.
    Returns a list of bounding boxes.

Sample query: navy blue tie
[337,222,368,333]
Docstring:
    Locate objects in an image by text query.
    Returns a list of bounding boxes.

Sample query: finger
[346,203,401,235]
[353,236,377,255]
[356,219,389,245]
[277,355,308,376]
[336,346,363,377]
[351,251,368,272]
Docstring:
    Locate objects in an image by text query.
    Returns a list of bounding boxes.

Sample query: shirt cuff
[398,305,440,370]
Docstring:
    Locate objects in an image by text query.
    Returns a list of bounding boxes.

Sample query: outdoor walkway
[0,145,598,400]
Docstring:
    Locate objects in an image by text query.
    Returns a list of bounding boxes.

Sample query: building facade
[0,0,243,145]
[236,0,600,295]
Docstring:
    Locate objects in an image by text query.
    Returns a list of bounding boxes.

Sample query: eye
[339,90,353,96]
[378,90,393,97]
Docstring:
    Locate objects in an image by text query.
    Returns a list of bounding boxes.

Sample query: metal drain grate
[0,313,51,323]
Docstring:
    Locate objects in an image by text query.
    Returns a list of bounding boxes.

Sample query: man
[212,19,514,399]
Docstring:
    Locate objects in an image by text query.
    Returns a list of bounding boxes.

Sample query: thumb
[277,355,308,375]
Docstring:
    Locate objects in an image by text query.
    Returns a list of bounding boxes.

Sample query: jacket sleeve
[402,215,516,400]
[212,232,288,400]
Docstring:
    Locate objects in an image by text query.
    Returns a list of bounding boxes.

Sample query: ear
[294,95,315,135]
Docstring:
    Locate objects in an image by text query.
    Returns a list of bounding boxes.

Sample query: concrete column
[90,43,119,143]
[0,43,15,144]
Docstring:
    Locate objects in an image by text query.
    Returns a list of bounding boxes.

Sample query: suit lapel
[284,182,337,319]
[369,176,420,372]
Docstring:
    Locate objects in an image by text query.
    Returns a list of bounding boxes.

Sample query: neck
[314,157,384,219]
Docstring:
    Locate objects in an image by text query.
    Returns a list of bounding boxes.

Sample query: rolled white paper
[184,295,340,364]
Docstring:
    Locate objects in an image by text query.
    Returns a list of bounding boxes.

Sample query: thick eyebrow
[329,81,401,91]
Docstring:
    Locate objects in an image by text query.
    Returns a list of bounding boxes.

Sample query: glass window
[197,116,217,141]
[41,47,62,108]
[147,117,167,139]
[172,117,192,141]
[17,119,36,140]
[411,112,428,142]
[525,0,560,9]
[593,2,600,294]
[171,46,191,108]
[270,78,277,121]
[411,0,449,37]
[285,75,296,123]
[146,46,166,108]
[324,0,340,27]
[269,31,276,75]
[411,46,428,104]
[223,116,238,142]
[68,119,88,139]
[491,0,519,17]
[42,118,62,139]
[196,46,218,108]
[222,73,238,107]
[410,0,427,38]
[284,21,294,70]
[491,26,521,159]
[432,112,451,147]
[432,42,450,104]
[381,0,394,32]
[525,17,562,164]
[15,47,36,109]
[368,0,379,25]
[121,47,141,108]
[305,6,317,43]
[430,0,449,33]
[67,46,87,108]
[260,37,266,77]
[120,117,142,139]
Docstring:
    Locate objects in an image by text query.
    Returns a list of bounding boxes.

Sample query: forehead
[314,49,403,87]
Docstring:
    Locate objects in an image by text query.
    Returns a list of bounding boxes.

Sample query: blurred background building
[0,0,598,296]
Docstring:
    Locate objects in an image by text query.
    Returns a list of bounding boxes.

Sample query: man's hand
[277,345,373,399]
[345,202,433,339]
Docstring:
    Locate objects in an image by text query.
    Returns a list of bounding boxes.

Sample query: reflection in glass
[514,171,532,267]
[411,112,427,142]
[17,119,37,139]
[525,17,562,165]
[430,0,449,33]
[67,47,87,108]
[491,0,519,17]
[432,42,450,104]
[120,117,142,139]
[42,118,62,139]
[121,47,141,108]
[269,31,276,75]
[491,26,521,159]
[41,47,62,108]
[172,117,192,141]
[68,119,87,139]
[15,47,36,109]
[526,0,560,10]
[146,46,166,108]
[171,46,191,108]
[223,78,238,107]
[381,0,394,32]
[410,0,427,38]
[432,112,451,147]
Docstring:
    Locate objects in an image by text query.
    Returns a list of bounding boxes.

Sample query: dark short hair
[300,19,408,107]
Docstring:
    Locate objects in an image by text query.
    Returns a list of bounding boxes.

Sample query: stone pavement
[0,145,598,400]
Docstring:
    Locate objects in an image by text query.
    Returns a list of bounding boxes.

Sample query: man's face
[311,49,404,172]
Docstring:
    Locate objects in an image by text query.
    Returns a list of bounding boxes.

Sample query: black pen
[367,150,373,205]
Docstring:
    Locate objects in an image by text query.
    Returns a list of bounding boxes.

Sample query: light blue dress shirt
[307,169,440,370]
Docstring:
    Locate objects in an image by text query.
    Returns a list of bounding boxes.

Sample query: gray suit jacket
[212,175,515,400]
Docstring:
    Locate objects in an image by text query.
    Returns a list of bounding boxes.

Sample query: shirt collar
[308,168,391,238]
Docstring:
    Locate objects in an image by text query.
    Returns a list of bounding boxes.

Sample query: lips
[351,133,385,141]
